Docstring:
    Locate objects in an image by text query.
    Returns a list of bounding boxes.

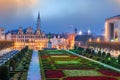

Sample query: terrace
[39,50,120,80]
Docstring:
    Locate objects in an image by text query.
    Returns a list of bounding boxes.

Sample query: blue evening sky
[0,0,120,35]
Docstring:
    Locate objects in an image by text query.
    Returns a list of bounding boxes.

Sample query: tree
[0,65,9,80]
[98,51,101,57]
[9,59,16,71]
[91,50,95,55]
[101,52,106,57]
[78,47,84,52]
[118,55,120,64]
[74,45,77,50]
[106,53,111,58]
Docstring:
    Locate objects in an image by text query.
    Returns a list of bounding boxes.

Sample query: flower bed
[58,68,95,70]
[70,55,78,58]
[64,76,117,80]
[50,55,70,58]
[55,61,80,64]
[39,50,120,80]
[48,52,63,54]
[45,70,64,78]
[41,56,49,58]
[51,58,79,61]
[98,69,120,77]
[63,70,102,76]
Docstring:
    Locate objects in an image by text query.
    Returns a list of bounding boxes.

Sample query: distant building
[5,12,75,50]
[50,33,75,49]
[0,28,5,40]
[6,12,48,50]
[105,15,120,42]
[75,34,93,47]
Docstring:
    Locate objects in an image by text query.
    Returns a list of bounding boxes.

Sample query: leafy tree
[9,59,16,70]
[98,51,101,57]
[85,48,91,54]
[106,53,111,58]
[91,50,95,55]
[74,45,77,50]
[101,52,106,57]
[0,65,9,80]
[118,55,120,64]
[78,47,84,51]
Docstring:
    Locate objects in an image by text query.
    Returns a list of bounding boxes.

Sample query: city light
[78,30,82,35]
[88,29,91,35]
[0,1,120,80]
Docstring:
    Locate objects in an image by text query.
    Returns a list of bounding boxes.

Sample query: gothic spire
[37,12,40,30]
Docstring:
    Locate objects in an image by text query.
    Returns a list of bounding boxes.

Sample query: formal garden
[71,47,120,69]
[39,50,120,80]
[0,46,33,80]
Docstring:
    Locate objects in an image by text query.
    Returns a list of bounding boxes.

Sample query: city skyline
[0,0,120,35]
[1,1,120,80]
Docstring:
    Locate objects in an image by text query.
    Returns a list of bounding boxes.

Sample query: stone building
[6,12,48,50]
[105,15,120,42]
[5,12,75,50]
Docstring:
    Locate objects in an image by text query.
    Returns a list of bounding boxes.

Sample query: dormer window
[36,30,40,34]
[18,27,23,34]
[26,27,33,34]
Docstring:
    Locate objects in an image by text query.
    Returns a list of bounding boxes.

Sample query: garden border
[66,50,120,72]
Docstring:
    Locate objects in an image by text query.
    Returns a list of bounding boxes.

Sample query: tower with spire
[36,12,41,34]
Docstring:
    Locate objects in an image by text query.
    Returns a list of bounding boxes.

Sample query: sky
[0,0,120,35]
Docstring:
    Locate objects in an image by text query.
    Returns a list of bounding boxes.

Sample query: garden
[39,50,120,80]
[71,47,120,69]
[0,46,33,80]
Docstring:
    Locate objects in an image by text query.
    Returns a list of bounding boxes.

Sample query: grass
[55,61,80,64]
[63,70,102,76]
[39,50,120,80]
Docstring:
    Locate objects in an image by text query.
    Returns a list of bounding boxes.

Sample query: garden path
[27,50,41,80]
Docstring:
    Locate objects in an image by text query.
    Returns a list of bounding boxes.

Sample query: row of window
[12,36,46,38]
[15,39,48,42]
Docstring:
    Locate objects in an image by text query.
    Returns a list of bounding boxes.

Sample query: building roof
[46,33,68,39]
[75,35,92,42]
[106,15,120,20]
[7,27,45,35]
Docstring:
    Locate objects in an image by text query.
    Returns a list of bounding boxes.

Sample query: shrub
[106,53,111,58]
[97,51,101,57]
[118,55,120,64]
[101,52,106,57]
[0,65,9,80]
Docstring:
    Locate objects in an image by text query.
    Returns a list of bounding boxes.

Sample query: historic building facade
[105,15,120,42]
[6,13,48,50]
[50,34,75,49]
[5,12,75,50]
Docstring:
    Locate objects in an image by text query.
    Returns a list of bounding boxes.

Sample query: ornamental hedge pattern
[39,50,120,80]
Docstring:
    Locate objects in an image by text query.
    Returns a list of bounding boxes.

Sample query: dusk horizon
[0,0,120,35]
[1,0,120,80]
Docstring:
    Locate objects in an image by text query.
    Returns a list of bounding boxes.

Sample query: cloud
[0,0,38,23]
[114,0,120,3]
[108,0,120,5]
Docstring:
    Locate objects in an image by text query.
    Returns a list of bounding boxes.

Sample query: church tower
[36,12,41,34]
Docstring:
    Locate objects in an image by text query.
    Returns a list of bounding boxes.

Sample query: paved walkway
[27,50,41,80]
[66,50,120,72]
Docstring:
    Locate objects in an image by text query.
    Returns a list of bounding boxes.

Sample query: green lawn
[63,70,102,76]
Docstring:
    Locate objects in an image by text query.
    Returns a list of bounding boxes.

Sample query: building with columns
[5,12,75,50]
[105,15,120,42]
[6,12,48,50]
[87,15,120,58]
